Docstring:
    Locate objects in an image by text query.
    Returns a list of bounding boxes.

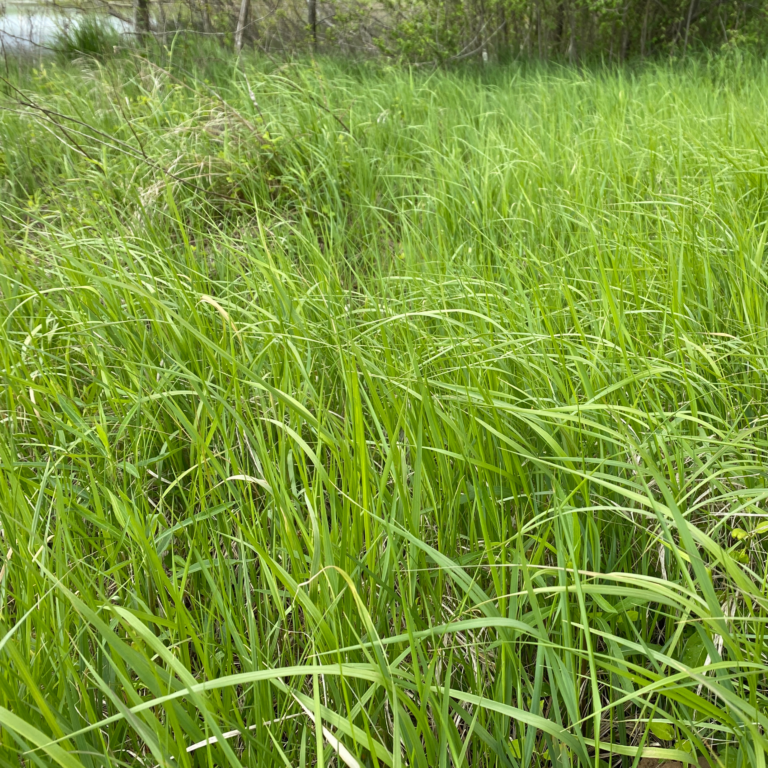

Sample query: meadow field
[1,50,767,767]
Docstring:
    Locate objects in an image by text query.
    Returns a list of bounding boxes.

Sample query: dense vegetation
[221,0,768,63]
[15,0,768,62]
[2,50,768,767]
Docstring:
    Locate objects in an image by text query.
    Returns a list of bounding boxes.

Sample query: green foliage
[247,0,768,62]
[1,52,768,767]
[54,15,122,59]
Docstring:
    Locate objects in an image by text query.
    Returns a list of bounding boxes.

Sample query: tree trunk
[536,0,542,58]
[157,0,167,45]
[640,0,651,57]
[608,17,615,62]
[499,3,507,58]
[134,0,150,39]
[554,1,564,50]
[620,1,630,61]
[202,2,212,35]
[683,0,698,55]
[308,0,317,52]
[235,0,250,52]
[525,0,532,57]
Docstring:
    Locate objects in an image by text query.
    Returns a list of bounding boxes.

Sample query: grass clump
[0,52,767,768]
[54,15,121,59]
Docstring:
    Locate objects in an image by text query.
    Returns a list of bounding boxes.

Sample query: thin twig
[2,80,107,173]
[1,78,248,203]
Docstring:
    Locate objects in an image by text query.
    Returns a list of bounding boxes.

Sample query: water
[0,5,133,50]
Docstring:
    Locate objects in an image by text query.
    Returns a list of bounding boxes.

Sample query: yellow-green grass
[1,49,767,768]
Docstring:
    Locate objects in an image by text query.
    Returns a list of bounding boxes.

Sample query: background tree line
[73,0,768,65]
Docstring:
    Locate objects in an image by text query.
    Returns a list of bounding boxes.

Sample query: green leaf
[0,708,85,768]
[649,721,675,741]
[681,632,708,669]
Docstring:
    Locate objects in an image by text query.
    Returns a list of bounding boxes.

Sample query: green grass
[1,49,768,768]
[53,15,122,61]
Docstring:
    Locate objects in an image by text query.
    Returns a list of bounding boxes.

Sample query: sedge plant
[0,50,767,768]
